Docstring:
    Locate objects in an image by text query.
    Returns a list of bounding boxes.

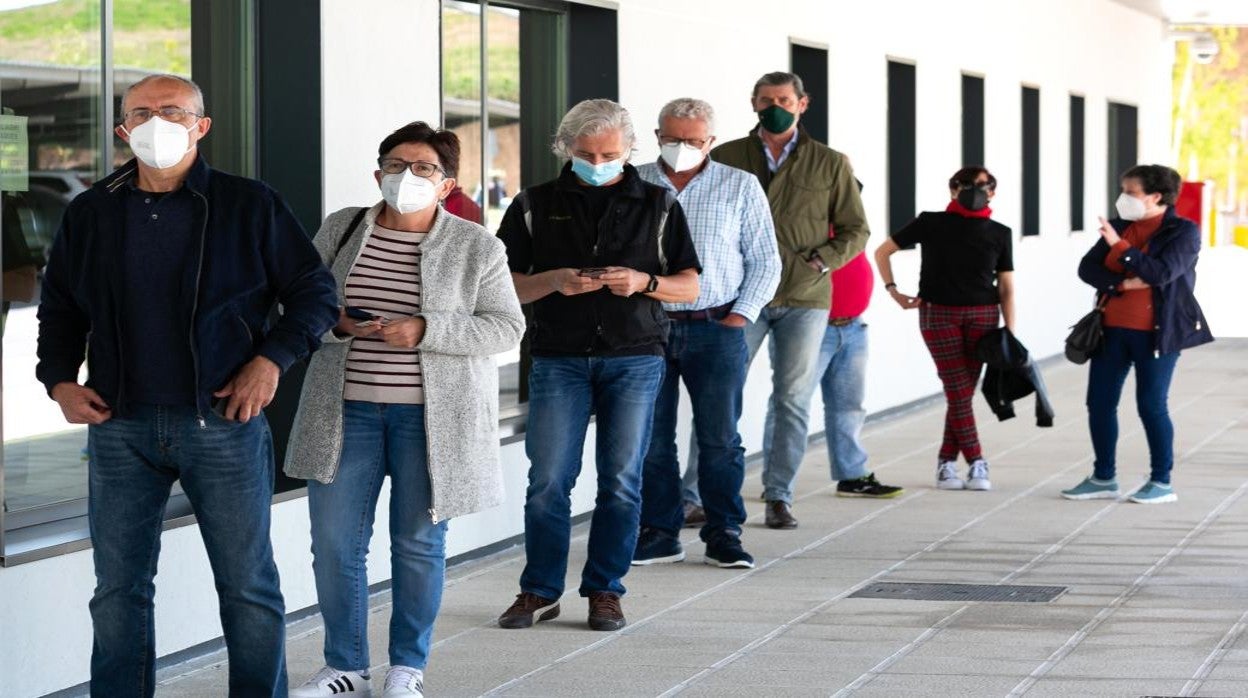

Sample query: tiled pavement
[157,339,1248,697]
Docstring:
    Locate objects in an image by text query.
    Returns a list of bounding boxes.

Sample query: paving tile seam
[656,431,1099,697]
[1178,609,1248,697]
[1007,452,1248,696]
[830,405,1245,695]
[832,486,1128,695]
[477,491,929,696]
[652,382,1238,698]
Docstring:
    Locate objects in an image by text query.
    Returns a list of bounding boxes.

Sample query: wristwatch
[644,273,659,294]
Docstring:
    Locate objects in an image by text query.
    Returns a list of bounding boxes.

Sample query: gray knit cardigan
[284,202,525,522]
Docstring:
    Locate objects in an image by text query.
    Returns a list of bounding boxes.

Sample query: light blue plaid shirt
[637,159,780,321]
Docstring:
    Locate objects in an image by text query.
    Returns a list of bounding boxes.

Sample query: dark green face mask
[757,104,796,134]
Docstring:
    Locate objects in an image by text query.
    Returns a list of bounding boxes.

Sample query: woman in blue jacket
[1062,165,1212,504]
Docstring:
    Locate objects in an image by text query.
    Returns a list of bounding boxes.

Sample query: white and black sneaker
[382,665,424,697]
[936,460,964,490]
[966,459,992,491]
[291,666,370,696]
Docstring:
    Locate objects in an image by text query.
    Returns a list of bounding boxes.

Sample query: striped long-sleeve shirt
[636,159,781,321]
[343,224,426,404]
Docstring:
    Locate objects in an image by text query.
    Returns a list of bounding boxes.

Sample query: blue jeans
[748,306,829,503]
[1087,328,1180,484]
[641,319,748,538]
[520,355,664,598]
[816,318,870,480]
[307,402,447,671]
[87,405,286,698]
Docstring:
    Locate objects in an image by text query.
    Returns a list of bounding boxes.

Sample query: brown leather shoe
[587,592,626,631]
[498,591,560,629]
[682,502,707,528]
[764,500,798,529]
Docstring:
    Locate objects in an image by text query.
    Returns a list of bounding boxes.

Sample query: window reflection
[1,0,191,519]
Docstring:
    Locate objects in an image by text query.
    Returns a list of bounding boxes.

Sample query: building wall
[0,1,1171,695]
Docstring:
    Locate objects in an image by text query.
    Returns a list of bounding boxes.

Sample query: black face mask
[957,186,989,211]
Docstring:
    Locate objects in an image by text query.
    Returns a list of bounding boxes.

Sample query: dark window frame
[887,59,917,236]
[1020,85,1041,236]
[790,40,829,144]
[961,73,985,167]
[1069,93,1086,231]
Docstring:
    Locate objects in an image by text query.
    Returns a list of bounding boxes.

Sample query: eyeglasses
[657,134,712,149]
[958,182,993,192]
[122,106,202,126]
[378,158,446,179]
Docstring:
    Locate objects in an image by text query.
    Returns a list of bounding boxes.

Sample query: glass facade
[1,0,192,532]
[443,0,565,410]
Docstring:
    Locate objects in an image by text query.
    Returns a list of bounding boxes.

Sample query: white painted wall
[0,1,1172,695]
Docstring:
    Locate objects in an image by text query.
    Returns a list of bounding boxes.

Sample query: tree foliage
[1172,27,1248,208]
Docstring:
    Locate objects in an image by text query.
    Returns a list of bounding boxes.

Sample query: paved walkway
[158,339,1248,697]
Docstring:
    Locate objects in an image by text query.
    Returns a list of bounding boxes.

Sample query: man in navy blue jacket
[36,74,337,697]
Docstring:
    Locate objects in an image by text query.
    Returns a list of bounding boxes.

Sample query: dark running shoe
[587,592,626,631]
[497,591,560,629]
[703,530,755,569]
[631,526,685,565]
[836,473,904,498]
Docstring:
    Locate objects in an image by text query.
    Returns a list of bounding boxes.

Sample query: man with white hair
[496,99,702,631]
[631,98,780,569]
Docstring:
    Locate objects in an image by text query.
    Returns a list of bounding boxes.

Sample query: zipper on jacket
[237,315,253,344]
[189,190,209,428]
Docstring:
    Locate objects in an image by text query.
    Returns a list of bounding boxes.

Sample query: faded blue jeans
[814,318,870,481]
[307,401,447,672]
[519,355,664,599]
[87,404,286,698]
[747,306,829,503]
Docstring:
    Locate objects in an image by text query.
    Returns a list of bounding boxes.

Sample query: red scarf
[946,199,993,219]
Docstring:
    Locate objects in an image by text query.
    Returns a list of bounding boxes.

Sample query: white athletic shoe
[290,666,371,696]
[382,665,425,697]
[937,460,964,490]
[966,459,992,491]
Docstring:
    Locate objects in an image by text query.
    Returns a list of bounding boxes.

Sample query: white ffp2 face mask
[123,117,195,169]
[1115,192,1148,221]
[659,142,706,173]
[380,170,438,214]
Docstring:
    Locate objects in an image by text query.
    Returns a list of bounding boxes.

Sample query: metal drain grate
[849,582,1067,603]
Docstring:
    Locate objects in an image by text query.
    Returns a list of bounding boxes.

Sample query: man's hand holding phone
[548,268,604,296]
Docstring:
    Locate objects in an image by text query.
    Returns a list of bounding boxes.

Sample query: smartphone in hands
[578,267,608,278]
[345,306,383,328]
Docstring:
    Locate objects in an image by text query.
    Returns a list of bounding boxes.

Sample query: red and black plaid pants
[919,303,1000,462]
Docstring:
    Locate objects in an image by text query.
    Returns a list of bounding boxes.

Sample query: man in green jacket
[710,71,869,530]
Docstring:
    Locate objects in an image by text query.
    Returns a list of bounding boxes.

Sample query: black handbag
[1064,297,1108,364]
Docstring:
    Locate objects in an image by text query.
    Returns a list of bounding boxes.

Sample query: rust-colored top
[1103,214,1164,331]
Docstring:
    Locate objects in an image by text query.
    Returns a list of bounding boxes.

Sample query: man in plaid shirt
[632,98,780,569]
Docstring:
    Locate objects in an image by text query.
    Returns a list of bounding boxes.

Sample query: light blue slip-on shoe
[1061,476,1120,500]
[1128,481,1177,504]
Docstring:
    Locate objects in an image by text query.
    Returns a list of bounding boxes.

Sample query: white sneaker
[291,666,371,696]
[967,459,992,491]
[383,665,425,697]
[936,460,964,490]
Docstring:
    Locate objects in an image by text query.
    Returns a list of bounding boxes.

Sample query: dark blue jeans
[519,355,664,599]
[641,319,747,539]
[87,404,286,698]
[1087,328,1180,484]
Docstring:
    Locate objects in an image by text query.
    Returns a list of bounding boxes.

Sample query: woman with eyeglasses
[873,166,1015,492]
[285,121,525,697]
